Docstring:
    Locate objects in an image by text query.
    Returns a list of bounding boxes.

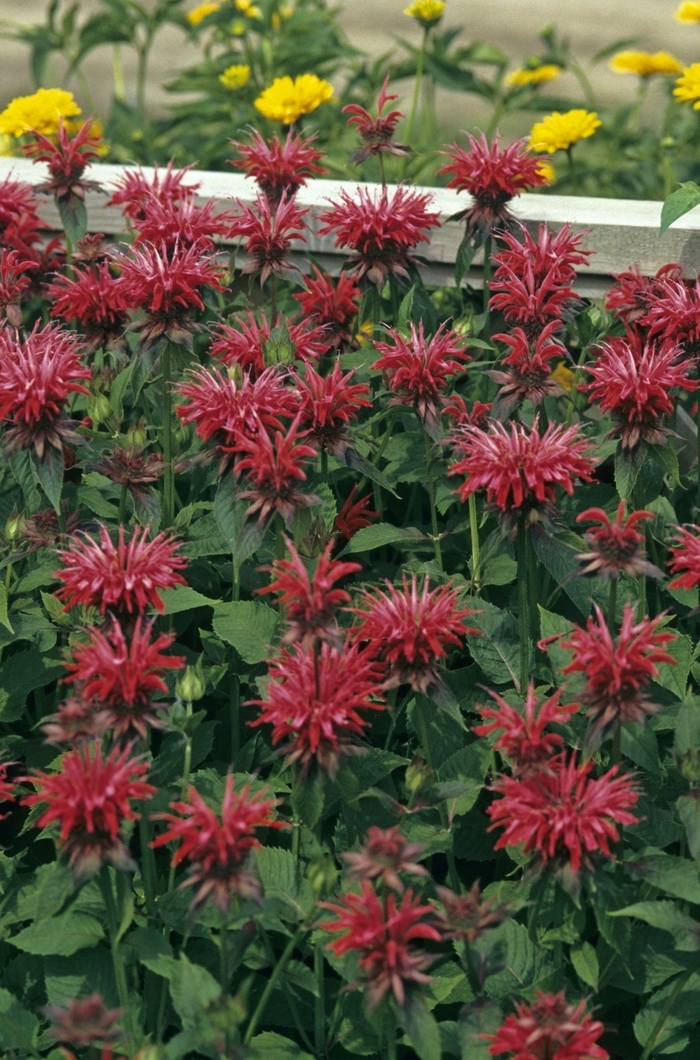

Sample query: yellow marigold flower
[403,0,445,26]
[236,0,262,16]
[187,1,221,25]
[674,63,700,107]
[677,1,700,23]
[254,74,335,123]
[550,362,575,392]
[610,50,682,77]
[219,63,251,90]
[529,109,601,153]
[536,159,556,185]
[0,134,15,157]
[0,88,81,139]
[506,64,561,88]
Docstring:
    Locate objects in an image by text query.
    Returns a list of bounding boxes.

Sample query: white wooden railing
[2,156,700,296]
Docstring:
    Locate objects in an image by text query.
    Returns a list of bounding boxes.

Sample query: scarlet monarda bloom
[560,603,676,745]
[487,753,639,891]
[23,119,103,205]
[234,416,318,526]
[46,261,128,350]
[434,880,512,944]
[210,311,328,375]
[605,262,683,330]
[131,195,236,251]
[318,184,440,286]
[0,322,90,458]
[320,883,441,1010]
[334,484,378,541]
[474,684,578,775]
[575,501,660,579]
[488,321,567,416]
[581,338,696,449]
[250,642,385,776]
[230,190,308,285]
[295,360,372,456]
[45,994,123,1049]
[349,575,479,695]
[23,741,154,883]
[668,524,700,589]
[0,176,44,262]
[373,322,469,435]
[342,76,409,164]
[342,826,427,892]
[63,617,185,741]
[229,127,326,204]
[0,247,34,326]
[438,134,547,236]
[152,775,284,912]
[257,537,361,648]
[293,266,361,348]
[93,445,165,505]
[486,991,608,1060]
[449,416,594,527]
[55,524,187,614]
[644,276,700,356]
[107,161,198,223]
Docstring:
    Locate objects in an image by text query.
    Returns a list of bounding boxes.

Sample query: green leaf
[31,445,64,513]
[458,999,502,1060]
[255,846,305,906]
[10,910,104,956]
[660,182,700,234]
[615,443,646,502]
[455,238,476,287]
[343,522,427,554]
[0,649,63,723]
[531,531,593,617]
[677,794,700,862]
[648,442,681,487]
[0,583,14,635]
[0,987,39,1054]
[655,633,692,700]
[397,285,416,333]
[249,1031,314,1060]
[634,972,700,1053]
[58,193,88,245]
[609,901,700,951]
[398,990,441,1060]
[291,770,324,830]
[620,724,661,775]
[160,584,219,614]
[626,853,700,904]
[570,942,599,990]
[438,741,491,815]
[212,600,278,663]
[142,954,221,1029]
[462,596,521,686]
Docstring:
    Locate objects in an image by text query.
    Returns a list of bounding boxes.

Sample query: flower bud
[4,510,24,542]
[264,324,294,366]
[126,420,148,447]
[227,361,244,387]
[405,754,433,794]
[176,662,206,703]
[307,854,338,896]
[86,392,111,426]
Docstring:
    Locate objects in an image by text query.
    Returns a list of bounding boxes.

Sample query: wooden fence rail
[2,156,700,296]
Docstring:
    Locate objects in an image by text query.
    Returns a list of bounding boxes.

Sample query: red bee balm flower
[488,320,566,417]
[64,617,185,741]
[46,261,128,350]
[581,338,696,450]
[435,880,512,944]
[438,134,548,236]
[55,524,187,614]
[644,277,700,356]
[210,311,328,375]
[296,360,372,455]
[342,826,428,892]
[320,883,441,1010]
[234,415,318,526]
[575,501,660,579]
[334,484,378,541]
[318,185,440,287]
[23,119,103,204]
[349,575,480,694]
[250,642,385,776]
[132,195,237,251]
[343,76,410,164]
[229,128,326,204]
[560,603,676,744]
[257,537,361,648]
[605,263,683,330]
[293,266,361,348]
[487,753,639,887]
[0,762,16,817]
[449,416,594,526]
[668,524,700,590]
[474,684,578,775]
[45,994,123,1049]
[23,741,155,883]
[486,990,609,1060]
[0,322,90,458]
[107,162,198,223]
[0,248,34,326]
[373,322,469,435]
[152,775,284,912]
[230,190,308,285]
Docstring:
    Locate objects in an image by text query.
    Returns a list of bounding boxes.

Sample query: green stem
[220,911,229,991]
[612,723,621,767]
[275,514,286,561]
[260,927,315,1053]
[385,1005,397,1060]
[314,939,325,1057]
[321,447,328,485]
[230,673,240,764]
[414,696,461,892]
[99,867,135,1053]
[482,233,492,321]
[270,273,278,321]
[405,27,428,145]
[468,492,481,592]
[118,483,128,525]
[243,926,307,1044]
[639,970,693,1060]
[112,44,126,101]
[378,152,387,187]
[565,146,579,195]
[161,342,175,526]
[517,516,530,694]
[138,813,158,919]
[232,553,240,602]
[423,428,443,571]
[637,570,647,623]
[608,577,618,632]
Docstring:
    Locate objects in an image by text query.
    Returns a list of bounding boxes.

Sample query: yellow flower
[254,74,335,123]
[0,88,81,139]
[219,63,251,90]
[536,159,556,185]
[187,1,221,25]
[271,12,281,28]
[0,134,15,157]
[231,19,246,34]
[610,50,683,77]
[506,64,561,88]
[529,109,601,153]
[403,0,445,26]
[677,1,700,23]
[674,63,700,107]
[235,0,262,16]
[550,362,575,392]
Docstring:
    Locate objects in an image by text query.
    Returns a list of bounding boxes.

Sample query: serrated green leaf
[399,990,441,1060]
[343,522,427,554]
[212,600,278,663]
[160,584,219,614]
[626,853,700,904]
[660,182,700,234]
[10,910,104,956]
[570,942,599,989]
[462,596,521,686]
[634,971,700,1053]
[621,723,661,775]
[291,770,324,830]
[609,901,700,951]
[249,1031,314,1060]
[0,987,39,1053]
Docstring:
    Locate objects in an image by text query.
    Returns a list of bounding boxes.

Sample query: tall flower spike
[349,575,480,695]
[229,128,326,205]
[0,322,91,458]
[560,602,676,746]
[319,883,441,1010]
[293,266,361,349]
[487,752,639,895]
[486,991,609,1060]
[22,741,155,884]
[668,523,700,590]
[581,338,697,450]
[342,76,410,164]
[257,536,361,648]
[63,617,185,741]
[234,415,318,526]
[575,501,661,579]
[474,684,579,775]
[373,322,469,436]
[342,826,428,892]
[152,775,285,913]
[438,133,548,237]
[249,642,385,776]
[295,359,372,457]
[55,524,187,615]
[318,184,440,287]
[229,190,308,284]
[46,261,129,351]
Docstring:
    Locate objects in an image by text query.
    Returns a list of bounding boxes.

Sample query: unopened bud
[227,361,244,387]
[264,324,294,366]
[678,748,700,785]
[5,511,24,542]
[126,420,148,447]
[405,754,433,794]
[307,855,338,896]
[86,393,111,426]
[176,662,205,703]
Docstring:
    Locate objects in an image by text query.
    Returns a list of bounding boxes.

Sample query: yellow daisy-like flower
[0,134,15,157]
[529,109,601,154]
[403,0,445,27]
[219,63,251,90]
[0,88,81,139]
[536,159,556,185]
[254,74,335,123]
[610,50,683,77]
[235,0,262,16]
[506,64,561,88]
[674,63,700,107]
[187,1,221,24]
[550,362,575,392]
[677,1,700,23]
